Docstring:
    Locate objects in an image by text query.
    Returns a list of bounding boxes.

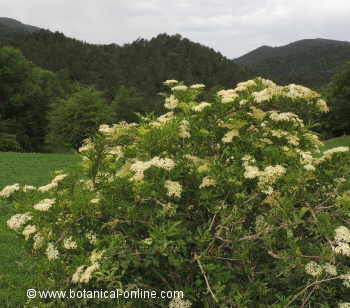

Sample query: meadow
[0,136,349,306]
[0,152,80,307]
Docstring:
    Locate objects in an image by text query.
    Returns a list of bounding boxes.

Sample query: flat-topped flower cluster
[2,78,350,307]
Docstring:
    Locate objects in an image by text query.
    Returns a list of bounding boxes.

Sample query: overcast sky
[1,0,350,58]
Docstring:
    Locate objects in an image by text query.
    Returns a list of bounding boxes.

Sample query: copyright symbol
[27,289,37,299]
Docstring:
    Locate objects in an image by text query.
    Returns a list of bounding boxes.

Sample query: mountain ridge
[0,17,41,36]
[235,38,350,88]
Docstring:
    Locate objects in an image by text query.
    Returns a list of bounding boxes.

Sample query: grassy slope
[319,135,350,153]
[0,152,80,306]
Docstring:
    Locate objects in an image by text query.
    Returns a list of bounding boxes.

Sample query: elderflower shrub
[4,78,350,307]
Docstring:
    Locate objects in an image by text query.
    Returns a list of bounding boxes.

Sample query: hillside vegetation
[235,38,350,88]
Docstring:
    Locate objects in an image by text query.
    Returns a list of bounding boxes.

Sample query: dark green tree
[323,61,350,137]
[46,87,113,150]
[110,86,147,123]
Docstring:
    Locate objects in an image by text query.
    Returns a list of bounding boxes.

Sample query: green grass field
[0,137,349,306]
[0,152,80,307]
[319,135,350,153]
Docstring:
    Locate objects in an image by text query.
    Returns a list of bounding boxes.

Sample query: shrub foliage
[2,78,350,307]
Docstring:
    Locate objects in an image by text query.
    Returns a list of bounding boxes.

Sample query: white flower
[341,273,350,288]
[151,157,176,171]
[190,83,205,89]
[217,89,239,103]
[79,138,95,152]
[33,198,56,211]
[304,164,316,171]
[52,174,68,183]
[305,261,323,277]
[151,112,175,127]
[72,265,86,283]
[90,250,105,263]
[199,176,216,189]
[323,263,337,276]
[33,233,44,250]
[46,243,59,260]
[172,85,188,91]
[22,224,37,240]
[90,198,99,204]
[244,166,261,179]
[335,226,350,243]
[164,95,179,110]
[7,213,32,231]
[108,146,124,159]
[333,242,350,256]
[192,102,211,112]
[86,231,98,245]
[38,182,58,192]
[179,120,191,139]
[164,79,178,85]
[23,185,36,192]
[324,147,349,157]
[79,263,100,284]
[0,183,20,198]
[339,303,350,308]
[169,297,192,308]
[222,129,239,143]
[165,180,182,198]
[63,236,78,250]
[316,99,329,112]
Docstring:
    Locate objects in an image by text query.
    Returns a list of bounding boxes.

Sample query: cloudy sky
[1,0,350,58]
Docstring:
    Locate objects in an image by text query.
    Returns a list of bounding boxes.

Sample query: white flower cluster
[33,233,44,250]
[190,83,205,89]
[192,102,211,112]
[72,263,100,284]
[316,147,350,164]
[332,226,350,257]
[98,122,137,138]
[22,224,37,240]
[164,180,182,198]
[163,79,178,86]
[217,89,239,104]
[341,273,350,288]
[168,297,192,308]
[7,213,32,231]
[78,138,95,152]
[64,236,78,250]
[33,198,56,211]
[86,231,98,245]
[305,261,323,277]
[172,85,188,91]
[252,87,278,103]
[130,157,176,181]
[179,120,191,139]
[339,303,350,308]
[269,111,304,126]
[164,95,179,110]
[46,243,59,260]
[38,174,67,192]
[199,176,216,189]
[222,129,239,143]
[150,112,175,127]
[304,261,337,278]
[90,249,105,263]
[23,185,36,192]
[107,145,124,160]
[0,183,20,198]
[257,165,286,195]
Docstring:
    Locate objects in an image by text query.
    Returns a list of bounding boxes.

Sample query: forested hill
[0,27,253,102]
[235,38,350,88]
[0,17,41,37]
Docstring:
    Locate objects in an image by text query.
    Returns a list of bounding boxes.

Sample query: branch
[195,254,218,304]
